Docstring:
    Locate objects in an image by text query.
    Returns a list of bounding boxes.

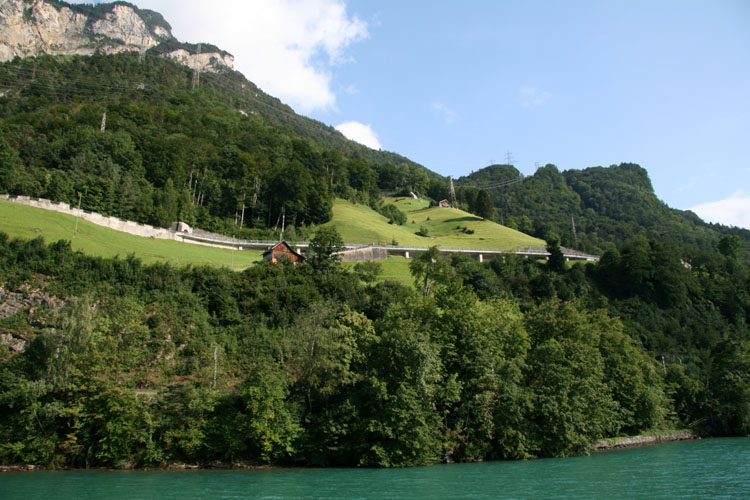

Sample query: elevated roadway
[178,232,600,262]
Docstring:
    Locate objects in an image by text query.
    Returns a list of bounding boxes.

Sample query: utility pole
[571,216,579,250]
[191,43,202,90]
[505,150,515,166]
[74,192,82,234]
[239,194,246,230]
[251,176,259,221]
[252,176,259,207]
[281,206,286,240]
[100,111,106,132]
[449,177,457,208]
[212,346,218,390]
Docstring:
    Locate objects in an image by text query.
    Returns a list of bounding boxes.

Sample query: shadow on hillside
[445,216,484,223]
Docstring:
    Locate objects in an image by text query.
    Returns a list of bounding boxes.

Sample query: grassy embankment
[1,197,545,283]
[0,199,262,270]
[323,197,544,249]
[330,197,545,286]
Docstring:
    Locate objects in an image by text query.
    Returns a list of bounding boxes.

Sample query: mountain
[457,163,750,259]
[0,1,437,240]
[0,0,232,72]
[0,50,437,240]
[1,1,749,471]
[0,0,426,171]
[1,1,746,261]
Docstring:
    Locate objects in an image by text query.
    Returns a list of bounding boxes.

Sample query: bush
[379,204,407,225]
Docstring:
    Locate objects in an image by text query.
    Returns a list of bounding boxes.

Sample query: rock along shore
[593,431,697,451]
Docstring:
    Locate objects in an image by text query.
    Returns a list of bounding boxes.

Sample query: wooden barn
[263,241,305,265]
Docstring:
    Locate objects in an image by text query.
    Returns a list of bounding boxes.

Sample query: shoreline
[0,462,274,473]
[1,433,700,472]
[592,431,697,451]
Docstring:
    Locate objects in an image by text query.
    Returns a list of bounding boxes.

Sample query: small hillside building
[263,241,305,265]
[438,199,452,208]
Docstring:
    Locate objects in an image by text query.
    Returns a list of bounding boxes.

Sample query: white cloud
[689,191,750,229]
[431,102,458,125]
[335,121,381,149]
[128,0,368,113]
[520,86,551,107]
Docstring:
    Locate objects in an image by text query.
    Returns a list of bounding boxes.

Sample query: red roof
[262,241,305,263]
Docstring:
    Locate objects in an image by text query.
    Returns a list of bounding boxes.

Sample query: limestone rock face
[0,0,233,72]
[0,0,90,60]
[91,3,165,51]
[163,49,235,73]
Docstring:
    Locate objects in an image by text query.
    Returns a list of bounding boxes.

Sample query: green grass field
[1,196,544,281]
[377,256,413,285]
[0,200,262,270]
[344,256,414,286]
[323,197,544,249]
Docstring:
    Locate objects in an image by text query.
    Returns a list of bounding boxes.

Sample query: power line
[0,56,309,125]
[462,176,524,191]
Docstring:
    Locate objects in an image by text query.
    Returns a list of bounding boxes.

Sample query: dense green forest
[1,49,749,469]
[456,163,750,260]
[0,53,434,239]
[0,230,748,468]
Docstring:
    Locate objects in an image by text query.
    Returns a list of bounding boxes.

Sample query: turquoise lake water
[1,438,748,499]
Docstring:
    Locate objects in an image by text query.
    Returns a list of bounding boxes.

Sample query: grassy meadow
[377,256,413,285]
[1,196,544,282]
[344,256,414,286]
[323,197,545,249]
[0,199,262,270]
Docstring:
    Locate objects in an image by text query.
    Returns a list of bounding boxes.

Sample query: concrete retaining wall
[2,195,173,240]
[339,246,388,262]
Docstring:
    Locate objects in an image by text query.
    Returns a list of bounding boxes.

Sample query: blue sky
[85,1,750,228]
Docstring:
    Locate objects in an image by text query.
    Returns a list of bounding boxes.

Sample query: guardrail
[2,194,600,262]
[179,234,598,262]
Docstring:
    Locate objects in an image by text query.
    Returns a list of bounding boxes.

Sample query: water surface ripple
[1,438,748,499]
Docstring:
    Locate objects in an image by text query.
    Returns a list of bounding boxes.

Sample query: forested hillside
[456,163,750,260]
[0,53,435,239]
[2,52,745,261]
[0,229,747,468]
[1,38,748,471]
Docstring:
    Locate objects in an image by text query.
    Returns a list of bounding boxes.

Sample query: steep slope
[0,51,438,242]
[0,0,426,171]
[0,198,260,268]
[322,198,544,248]
[0,0,232,72]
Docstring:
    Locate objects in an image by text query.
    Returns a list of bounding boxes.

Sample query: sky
[84,0,750,229]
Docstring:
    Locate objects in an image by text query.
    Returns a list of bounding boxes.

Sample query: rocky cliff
[0,0,233,72]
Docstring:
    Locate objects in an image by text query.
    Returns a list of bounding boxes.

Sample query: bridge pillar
[477,253,484,263]
[405,251,410,259]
